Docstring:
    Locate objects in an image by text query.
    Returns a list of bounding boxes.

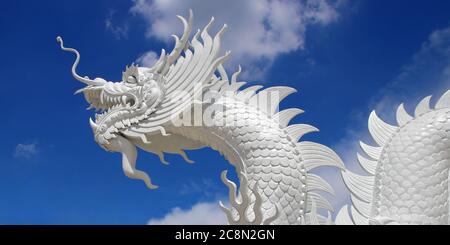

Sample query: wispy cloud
[148,201,227,225]
[14,143,39,159]
[178,178,223,199]
[136,51,159,67]
[130,0,345,79]
[105,10,129,40]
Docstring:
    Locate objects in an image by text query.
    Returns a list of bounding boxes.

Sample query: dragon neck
[159,95,341,224]
[118,84,344,224]
[165,103,307,224]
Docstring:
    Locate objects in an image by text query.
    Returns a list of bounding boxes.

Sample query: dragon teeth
[115,121,125,128]
[103,131,113,140]
[123,119,131,126]
[100,91,105,104]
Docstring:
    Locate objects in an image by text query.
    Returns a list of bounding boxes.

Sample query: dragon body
[58,10,343,225]
[58,10,450,225]
[336,93,450,225]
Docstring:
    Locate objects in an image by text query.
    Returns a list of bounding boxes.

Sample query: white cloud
[105,10,129,40]
[148,201,227,225]
[130,0,342,79]
[136,51,159,67]
[14,143,39,159]
[330,26,450,211]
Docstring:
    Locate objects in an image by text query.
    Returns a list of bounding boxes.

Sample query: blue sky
[1,0,450,224]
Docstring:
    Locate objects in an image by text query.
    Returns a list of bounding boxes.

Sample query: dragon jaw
[82,67,165,148]
[56,8,192,149]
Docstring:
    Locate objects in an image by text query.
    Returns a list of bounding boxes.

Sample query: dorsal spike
[286,124,319,142]
[434,90,450,109]
[149,49,167,72]
[335,205,354,225]
[236,85,263,101]
[273,108,304,128]
[414,95,432,117]
[209,74,227,92]
[396,103,413,126]
[359,141,382,160]
[307,192,334,212]
[217,64,228,82]
[351,206,369,225]
[306,173,335,195]
[256,86,297,116]
[368,111,398,147]
[297,141,345,171]
[325,211,333,225]
[223,82,247,93]
[231,65,242,83]
[341,170,374,203]
[435,89,450,109]
[308,199,320,225]
[351,195,371,217]
[357,153,377,175]
[201,16,215,38]
[160,9,193,74]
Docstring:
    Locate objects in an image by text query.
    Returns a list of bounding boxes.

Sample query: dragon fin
[274,108,304,128]
[435,89,450,109]
[414,95,432,117]
[396,103,413,126]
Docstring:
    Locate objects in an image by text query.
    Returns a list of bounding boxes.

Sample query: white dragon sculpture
[57,10,450,225]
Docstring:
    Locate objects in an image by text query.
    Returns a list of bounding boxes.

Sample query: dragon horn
[152,9,193,75]
[56,36,106,86]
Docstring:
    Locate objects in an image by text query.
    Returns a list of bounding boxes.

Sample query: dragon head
[56,37,166,149]
[57,10,230,190]
[56,9,194,152]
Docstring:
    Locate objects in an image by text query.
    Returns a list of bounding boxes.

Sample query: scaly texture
[164,95,341,224]
[336,92,450,225]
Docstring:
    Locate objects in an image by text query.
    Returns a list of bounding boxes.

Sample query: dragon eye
[127,76,137,84]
